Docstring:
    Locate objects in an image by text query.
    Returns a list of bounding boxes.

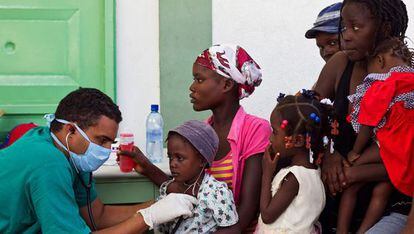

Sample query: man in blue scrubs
[0,88,196,233]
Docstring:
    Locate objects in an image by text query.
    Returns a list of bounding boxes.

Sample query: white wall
[116,0,414,145]
[212,0,414,120]
[116,0,159,149]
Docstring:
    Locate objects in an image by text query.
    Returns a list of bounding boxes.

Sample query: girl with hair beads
[256,91,334,233]
[336,38,414,233]
[156,120,239,233]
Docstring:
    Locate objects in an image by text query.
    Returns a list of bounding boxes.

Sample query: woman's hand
[262,145,280,178]
[118,146,152,175]
[321,151,348,195]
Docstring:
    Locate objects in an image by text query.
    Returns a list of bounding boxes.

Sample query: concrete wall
[116,0,159,149]
[212,0,414,120]
[116,0,414,148]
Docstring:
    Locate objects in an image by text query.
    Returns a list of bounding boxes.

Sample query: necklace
[183,168,205,196]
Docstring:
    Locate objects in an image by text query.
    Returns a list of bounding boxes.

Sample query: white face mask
[46,114,111,173]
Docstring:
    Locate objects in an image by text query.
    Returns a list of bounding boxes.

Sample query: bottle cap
[151,104,159,112]
[120,133,134,138]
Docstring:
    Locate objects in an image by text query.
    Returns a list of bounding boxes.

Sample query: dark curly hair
[275,92,336,162]
[50,88,122,132]
[369,37,414,67]
[339,0,409,52]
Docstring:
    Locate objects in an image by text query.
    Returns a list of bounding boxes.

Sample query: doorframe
[105,0,117,102]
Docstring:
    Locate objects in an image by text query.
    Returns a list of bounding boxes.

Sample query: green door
[0,0,115,143]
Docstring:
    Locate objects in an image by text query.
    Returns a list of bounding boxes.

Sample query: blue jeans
[366,212,407,234]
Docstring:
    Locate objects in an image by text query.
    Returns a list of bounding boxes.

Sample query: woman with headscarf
[121,44,271,233]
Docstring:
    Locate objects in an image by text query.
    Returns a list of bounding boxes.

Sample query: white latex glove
[138,193,198,229]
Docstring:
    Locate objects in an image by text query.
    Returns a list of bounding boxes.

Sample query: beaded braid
[275,93,336,163]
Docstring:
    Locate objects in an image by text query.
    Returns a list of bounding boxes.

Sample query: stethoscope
[48,121,98,231]
[76,170,97,231]
[55,132,98,231]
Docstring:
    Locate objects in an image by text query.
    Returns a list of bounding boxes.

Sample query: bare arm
[353,144,382,165]
[86,193,197,233]
[347,125,374,163]
[344,144,387,185]
[93,213,148,234]
[353,125,373,154]
[315,53,350,195]
[214,223,241,234]
[313,52,348,99]
[321,150,347,195]
[237,154,263,231]
[344,164,388,185]
[260,172,299,224]
[401,196,414,234]
[260,146,299,224]
[80,198,154,229]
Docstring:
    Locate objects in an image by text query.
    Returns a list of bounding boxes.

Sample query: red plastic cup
[119,133,136,173]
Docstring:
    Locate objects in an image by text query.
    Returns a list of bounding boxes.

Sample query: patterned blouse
[348,65,414,133]
[156,173,238,233]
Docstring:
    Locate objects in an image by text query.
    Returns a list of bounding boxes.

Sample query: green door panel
[0,0,115,143]
[159,0,212,136]
[95,178,159,204]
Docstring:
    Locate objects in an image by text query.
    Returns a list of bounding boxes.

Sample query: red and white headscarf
[195,44,262,99]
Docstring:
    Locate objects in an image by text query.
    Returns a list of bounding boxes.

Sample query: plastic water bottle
[146,104,164,163]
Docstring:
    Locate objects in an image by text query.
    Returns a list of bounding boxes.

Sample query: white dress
[256,166,326,234]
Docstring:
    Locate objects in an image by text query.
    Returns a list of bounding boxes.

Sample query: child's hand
[262,144,280,177]
[118,146,151,174]
[347,150,361,164]
[342,158,352,168]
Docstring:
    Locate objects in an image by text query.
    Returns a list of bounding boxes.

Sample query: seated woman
[338,37,414,233]
[121,44,271,232]
[156,120,239,233]
[312,0,409,232]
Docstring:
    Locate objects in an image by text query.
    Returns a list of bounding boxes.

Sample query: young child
[337,38,414,233]
[156,120,239,233]
[305,2,342,62]
[256,92,332,233]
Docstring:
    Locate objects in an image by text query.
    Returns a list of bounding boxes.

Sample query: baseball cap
[305,2,342,39]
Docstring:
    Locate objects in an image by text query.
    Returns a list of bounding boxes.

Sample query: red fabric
[195,47,256,98]
[358,72,414,196]
[235,47,260,70]
[376,102,414,196]
[194,49,215,70]
[358,72,414,126]
[7,123,37,147]
[346,114,351,123]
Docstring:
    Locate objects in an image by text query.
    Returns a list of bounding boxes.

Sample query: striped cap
[305,2,342,39]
